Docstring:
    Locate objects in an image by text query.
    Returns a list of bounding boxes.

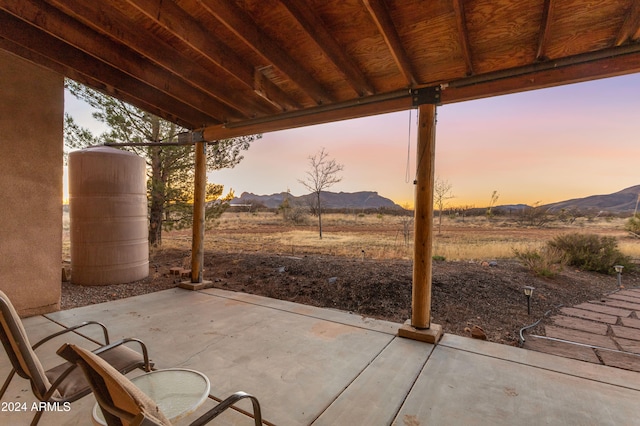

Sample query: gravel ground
[61,249,640,346]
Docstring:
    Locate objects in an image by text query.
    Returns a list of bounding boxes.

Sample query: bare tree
[434,177,454,234]
[298,148,344,239]
[486,190,500,222]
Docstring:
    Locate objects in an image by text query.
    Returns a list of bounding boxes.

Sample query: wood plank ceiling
[1,0,639,140]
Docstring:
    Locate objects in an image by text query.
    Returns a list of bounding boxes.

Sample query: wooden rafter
[452,0,473,76]
[198,45,640,141]
[0,38,198,128]
[615,0,640,46]
[190,0,333,105]
[47,0,278,118]
[120,0,299,112]
[363,0,417,87]
[0,12,213,128]
[1,0,637,133]
[280,0,375,96]
[0,1,236,122]
[536,0,555,61]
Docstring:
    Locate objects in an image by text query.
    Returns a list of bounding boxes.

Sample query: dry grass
[62,211,640,262]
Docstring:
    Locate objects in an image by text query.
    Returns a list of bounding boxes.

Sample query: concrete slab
[616,337,640,354]
[560,307,619,324]
[596,349,640,373]
[598,299,640,311]
[608,293,640,303]
[573,303,632,317]
[45,288,397,425]
[4,290,640,425]
[551,315,609,334]
[439,334,640,391]
[523,335,600,363]
[545,325,618,350]
[395,342,640,425]
[621,317,640,329]
[313,337,433,425]
[611,324,640,341]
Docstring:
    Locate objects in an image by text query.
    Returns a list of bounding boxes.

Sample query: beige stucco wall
[0,49,63,316]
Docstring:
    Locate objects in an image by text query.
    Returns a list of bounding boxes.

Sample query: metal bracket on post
[177,130,205,144]
[411,86,441,106]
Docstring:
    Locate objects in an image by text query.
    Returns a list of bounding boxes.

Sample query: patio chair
[58,343,263,426]
[0,290,152,425]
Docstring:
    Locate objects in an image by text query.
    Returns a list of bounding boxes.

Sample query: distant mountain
[231,191,403,210]
[542,185,640,213]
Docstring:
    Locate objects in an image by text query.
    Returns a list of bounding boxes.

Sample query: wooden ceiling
[1,0,639,140]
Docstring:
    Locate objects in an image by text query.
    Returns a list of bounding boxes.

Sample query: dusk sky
[65,73,640,208]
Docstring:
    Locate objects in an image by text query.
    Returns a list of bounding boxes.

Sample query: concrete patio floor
[2,287,640,425]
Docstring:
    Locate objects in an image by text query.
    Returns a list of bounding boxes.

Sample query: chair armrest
[190,392,262,426]
[32,321,110,350]
[92,338,153,372]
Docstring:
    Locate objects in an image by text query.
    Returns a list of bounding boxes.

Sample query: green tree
[64,80,259,246]
[298,148,343,239]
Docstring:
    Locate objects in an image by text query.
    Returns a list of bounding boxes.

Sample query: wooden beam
[615,0,640,46]
[121,0,298,112]
[198,46,640,140]
[47,0,278,118]
[411,104,436,329]
[0,38,199,129]
[443,49,640,104]
[0,11,215,128]
[363,0,417,86]
[452,0,473,75]
[190,142,206,284]
[201,91,412,141]
[0,0,239,123]
[281,0,375,96]
[536,0,555,61]
[192,0,333,105]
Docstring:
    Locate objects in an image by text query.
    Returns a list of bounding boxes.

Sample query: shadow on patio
[2,288,640,425]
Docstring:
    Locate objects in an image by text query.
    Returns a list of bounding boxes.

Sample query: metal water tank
[69,146,148,285]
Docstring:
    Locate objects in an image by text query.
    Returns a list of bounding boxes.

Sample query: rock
[471,325,487,340]
[328,277,338,284]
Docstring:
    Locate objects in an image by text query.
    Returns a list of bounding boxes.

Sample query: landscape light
[614,265,624,288]
[523,286,535,315]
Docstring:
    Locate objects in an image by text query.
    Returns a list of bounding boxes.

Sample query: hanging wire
[404,108,415,183]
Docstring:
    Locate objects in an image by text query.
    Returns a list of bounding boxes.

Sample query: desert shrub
[548,233,632,274]
[287,207,310,225]
[432,255,446,261]
[626,213,640,235]
[513,246,565,277]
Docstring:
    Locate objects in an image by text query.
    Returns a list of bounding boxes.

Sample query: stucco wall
[0,49,63,316]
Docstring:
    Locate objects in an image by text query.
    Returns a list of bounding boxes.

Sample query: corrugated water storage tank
[69,146,148,285]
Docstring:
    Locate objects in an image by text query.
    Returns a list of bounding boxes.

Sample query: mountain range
[232,185,640,214]
[541,185,640,213]
[231,191,402,210]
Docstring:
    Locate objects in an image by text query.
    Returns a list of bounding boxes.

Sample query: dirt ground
[61,247,640,346]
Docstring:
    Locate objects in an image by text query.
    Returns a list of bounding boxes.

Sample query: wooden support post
[191,141,206,283]
[180,141,208,290]
[398,103,443,344]
[412,104,435,328]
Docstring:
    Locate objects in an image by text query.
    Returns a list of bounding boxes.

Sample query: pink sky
[66,73,640,208]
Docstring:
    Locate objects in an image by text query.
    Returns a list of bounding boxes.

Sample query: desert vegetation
[150,208,640,265]
[63,201,640,266]
[63,206,640,264]
[61,207,640,345]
